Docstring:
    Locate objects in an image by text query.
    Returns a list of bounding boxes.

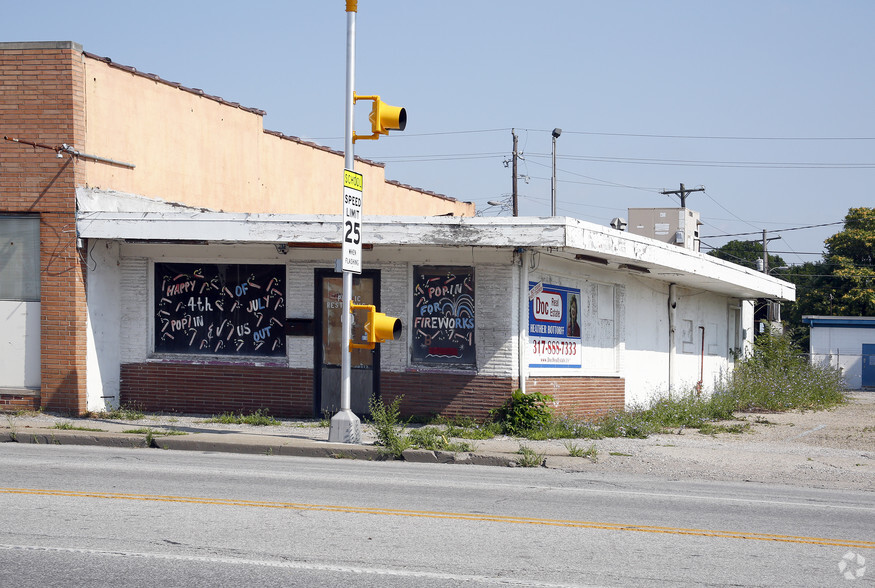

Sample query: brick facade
[118,363,624,422]
[526,376,625,419]
[381,371,624,421]
[120,363,314,418]
[0,392,40,412]
[0,42,88,414]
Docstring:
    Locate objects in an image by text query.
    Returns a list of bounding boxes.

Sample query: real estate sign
[528,281,582,369]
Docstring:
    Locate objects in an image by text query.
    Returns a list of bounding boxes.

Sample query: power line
[702,221,845,238]
[533,153,875,170]
[562,130,875,141]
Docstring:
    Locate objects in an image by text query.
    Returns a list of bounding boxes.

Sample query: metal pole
[551,134,557,216]
[511,129,518,217]
[329,0,362,443]
[550,128,561,216]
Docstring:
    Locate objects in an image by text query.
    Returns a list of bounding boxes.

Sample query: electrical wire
[560,130,875,141]
[702,221,845,238]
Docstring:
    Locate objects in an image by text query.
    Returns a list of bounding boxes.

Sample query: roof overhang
[802,316,875,329]
[77,210,795,301]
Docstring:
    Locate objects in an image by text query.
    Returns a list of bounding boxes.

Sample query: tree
[707,239,786,271]
[782,207,875,348]
[823,207,875,315]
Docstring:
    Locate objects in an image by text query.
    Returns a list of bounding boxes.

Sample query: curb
[0,428,525,467]
[0,428,488,462]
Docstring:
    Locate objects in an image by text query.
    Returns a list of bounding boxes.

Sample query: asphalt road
[1,445,872,587]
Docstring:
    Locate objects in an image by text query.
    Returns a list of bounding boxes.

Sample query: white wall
[809,326,874,390]
[0,300,40,389]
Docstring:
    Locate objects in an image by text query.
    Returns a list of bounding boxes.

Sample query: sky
[6,1,874,267]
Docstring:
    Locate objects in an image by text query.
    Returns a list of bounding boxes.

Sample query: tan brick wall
[0,43,88,414]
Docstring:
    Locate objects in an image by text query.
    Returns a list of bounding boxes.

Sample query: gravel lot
[534,391,874,491]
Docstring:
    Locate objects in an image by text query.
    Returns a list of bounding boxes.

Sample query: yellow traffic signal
[349,303,402,350]
[353,94,407,141]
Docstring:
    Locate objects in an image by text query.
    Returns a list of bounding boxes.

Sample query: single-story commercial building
[1,41,794,418]
[803,316,875,390]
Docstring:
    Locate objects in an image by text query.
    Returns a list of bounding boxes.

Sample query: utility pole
[511,129,518,216]
[761,229,781,274]
[660,183,704,208]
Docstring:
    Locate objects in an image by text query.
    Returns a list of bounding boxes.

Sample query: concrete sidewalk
[0,412,536,468]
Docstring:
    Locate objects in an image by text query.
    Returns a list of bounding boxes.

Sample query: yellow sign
[343,169,363,191]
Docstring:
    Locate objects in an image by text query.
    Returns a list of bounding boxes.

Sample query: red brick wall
[526,376,625,419]
[381,371,518,420]
[118,362,624,421]
[381,371,624,421]
[0,42,88,414]
[120,363,314,418]
[0,393,41,412]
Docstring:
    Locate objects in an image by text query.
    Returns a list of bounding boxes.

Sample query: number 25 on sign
[342,169,363,274]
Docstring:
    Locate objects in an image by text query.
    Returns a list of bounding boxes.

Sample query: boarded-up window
[412,266,475,366]
[154,263,285,356]
[0,215,40,301]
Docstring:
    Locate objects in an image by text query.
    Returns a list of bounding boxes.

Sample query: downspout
[697,325,705,396]
[518,249,529,394]
[668,283,677,396]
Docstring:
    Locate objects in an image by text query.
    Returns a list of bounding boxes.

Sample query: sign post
[328,1,362,444]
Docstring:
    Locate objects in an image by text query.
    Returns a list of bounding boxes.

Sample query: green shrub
[491,390,554,436]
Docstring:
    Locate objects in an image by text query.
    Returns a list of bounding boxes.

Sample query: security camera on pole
[329,0,405,444]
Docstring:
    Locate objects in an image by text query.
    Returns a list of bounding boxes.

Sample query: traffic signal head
[368,308,402,344]
[369,98,407,136]
[353,94,407,141]
[349,303,402,350]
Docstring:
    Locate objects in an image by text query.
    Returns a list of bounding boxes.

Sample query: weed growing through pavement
[368,395,412,459]
[564,440,598,461]
[516,444,546,467]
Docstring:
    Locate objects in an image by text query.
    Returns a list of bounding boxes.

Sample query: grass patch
[122,427,187,436]
[698,422,751,436]
[406,426,473,453]
[485,331,847,442]
[204,408,280,426]
[53,422,105,432]
[90,404,146,421]
[609,452,633,457]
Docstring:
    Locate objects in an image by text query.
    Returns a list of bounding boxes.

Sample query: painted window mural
[412,266,475,366]
[154,263,285,356]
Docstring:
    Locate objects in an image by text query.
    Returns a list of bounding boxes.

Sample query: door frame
[863,343,875,389]
[313,268,382,416]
